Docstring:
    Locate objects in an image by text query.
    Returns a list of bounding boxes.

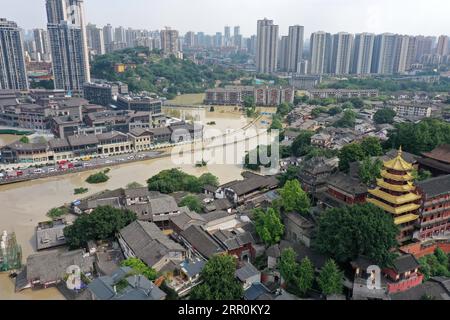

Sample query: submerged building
[367,148,421,243]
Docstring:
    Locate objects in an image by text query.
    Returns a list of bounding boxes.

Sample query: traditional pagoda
[367,147,421,243]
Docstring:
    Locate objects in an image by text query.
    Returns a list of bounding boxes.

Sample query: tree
[277,102,292,117]
[291,131,314,157]
[338,143,365,172]
[296,257,315,296]
[147,169,217,193]
[19,136,29,143]
[280,248,298,284]
[317,259,343,296]
[121,258,157,280]
[314,203,399,266]
[279,180,310,215]
[190,255,243,300]
[328,106,342,116]
[270,116,283,131]
[386,118,450,154]
[359,157,383,185]
[126,182,144,189]
[277,166,299,187]
[349,97,364,109]
[64,206,137,249]
[86,171,109,184]
[180,195,204,213]
[374,109,396,124]
[198,173,219,187]
[334,109,356,128]
[253,207,284,246]
[412,169,432,182]
[360,137,383,157]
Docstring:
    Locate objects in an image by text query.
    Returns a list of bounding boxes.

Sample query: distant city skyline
[1,0,450,37]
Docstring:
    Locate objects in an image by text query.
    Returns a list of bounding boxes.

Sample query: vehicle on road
[33,169,44,174]
[81,156,92,161]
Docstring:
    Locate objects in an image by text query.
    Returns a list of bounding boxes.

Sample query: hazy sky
[1,0,449,37]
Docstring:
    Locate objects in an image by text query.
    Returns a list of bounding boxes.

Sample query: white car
[33,169,44,174]
[48,168,56,173]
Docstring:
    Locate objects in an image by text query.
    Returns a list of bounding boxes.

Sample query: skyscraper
[46,0,90,91]
[103,24,113,53]
[309,31,332,75]
[372,33,397,75]
[224,26,231,46]
[214,32,223,48]
[287,25,304,73]
[393,35,410,74]
[33,28,51,61]
[114,26,126,43]
[86,24,105,55]
[330,32,353,75]
[278,36,289,72]
[160,27,180,56]
[352,33,375,74]
[436,35,449,56]
[0,18,29,90]
[184,31,196,48]
[233,26,242,49]
[256,18,279,74]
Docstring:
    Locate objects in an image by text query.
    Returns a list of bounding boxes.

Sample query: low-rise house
[17,249,94,290]
[0,141,51,164]
[390,277,450,300]
[311,133,332,149]
[169,208,207,234]
[350,256,390,300]
[316,172,368,209]
[88,266,166,300]
[298,156,338,196]
[167,258,206,297]
[148,127,172,144]
[236,262,261,290]
[36,218,67,251]
[97,131,133,156]
[74,189,125,214]
[244,283,274,300]
[211,228,256,261]
[217,172,279,205]
[125,192,180,228]
[283,213,316,248]
[383,254,423,294]
[117,221,186,272]
[419,144,450,175]
[180,225,226,260]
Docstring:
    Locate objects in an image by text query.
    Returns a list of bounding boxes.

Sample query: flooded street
[0,134,20,147]
[0,273,64,300]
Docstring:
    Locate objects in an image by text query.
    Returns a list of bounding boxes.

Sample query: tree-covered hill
[91,47,246,99]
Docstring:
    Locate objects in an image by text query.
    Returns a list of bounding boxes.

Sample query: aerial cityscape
[0,0,450,304]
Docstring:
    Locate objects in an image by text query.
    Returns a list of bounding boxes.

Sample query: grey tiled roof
[170,208,206,231]
[26,249,94,284]
[417,174,450,198]
[126,195,179,218]
[67,134,99,147]
[391,254,420,274]
[119,221,185,267]
[235,262,260,282]
[180,225,225,259]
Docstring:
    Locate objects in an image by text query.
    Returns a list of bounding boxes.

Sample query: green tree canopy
[180,195,205,213]
[317,259,343,296]
[374,109,396,124]
[254,207,285,246]
[280,248,298,284]
[315,203,399,266]
[190,255,243,300]
[334,109,356,128]
[360,137,383,157]
[291,131,314,157]
[147,169,218,193]
[279,180,311,215]
[121,258,157,280]
[64,206,137,249]
[359,157,383,185]
[198,173,220,187]
[338,143,366,172]
[296,257,315,296]
[386,118,450,154]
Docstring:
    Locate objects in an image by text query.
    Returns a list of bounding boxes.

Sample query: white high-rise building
[256,18,279,74]
[330,32,353,75]
[352,33,375,74]
[103,24,113,53]
[278,36,289,72]
[372,33,397,75]
[160,27,180,56]
[86,24,105,55]
[436,35,449,56]
[0,18,29,90]
[46,0,90,91]
[287,25,304,73]
[394,35,410,74]
[310,31,332,75]
[33,28,51,61]
[114,26,126,43]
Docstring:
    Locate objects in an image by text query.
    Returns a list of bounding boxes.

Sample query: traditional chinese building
[367,148,421,243]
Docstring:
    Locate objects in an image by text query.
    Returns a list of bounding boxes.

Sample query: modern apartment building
[256,18,279,74]
[86,24,105,55]
[287,25,305,73]
[436,35,449,56]
[309,31,332,75]
[0,18,29,90]
[372,33,397,75]
[160,27,180,57]
[330,32,353,75]
[352,33,375,74]
[46,0,90,92]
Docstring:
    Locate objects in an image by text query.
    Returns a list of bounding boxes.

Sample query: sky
[1,0,450,37]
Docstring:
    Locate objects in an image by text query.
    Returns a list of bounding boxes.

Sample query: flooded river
[0,134,20,147]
